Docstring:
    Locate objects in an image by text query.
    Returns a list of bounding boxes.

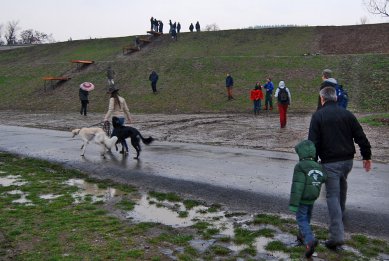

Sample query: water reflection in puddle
[64,178,125,203]
[0,175,28,187]
[126,194,234,236]
[6,190,33,205]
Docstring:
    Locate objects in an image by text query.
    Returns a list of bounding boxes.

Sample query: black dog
[111,116,154,159]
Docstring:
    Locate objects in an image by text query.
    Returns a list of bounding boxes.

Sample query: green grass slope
[0,24,388,114]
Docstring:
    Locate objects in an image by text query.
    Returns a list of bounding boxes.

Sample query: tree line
[0,20,54,45]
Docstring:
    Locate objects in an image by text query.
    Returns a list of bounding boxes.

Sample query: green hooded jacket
[289,140,327,212]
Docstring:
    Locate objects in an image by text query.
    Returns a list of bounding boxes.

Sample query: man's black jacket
[308,101,371,163]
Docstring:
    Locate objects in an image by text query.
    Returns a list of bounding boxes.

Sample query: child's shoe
[305,240,316,258]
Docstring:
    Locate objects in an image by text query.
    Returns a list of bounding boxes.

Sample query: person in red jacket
[250,82,264,115]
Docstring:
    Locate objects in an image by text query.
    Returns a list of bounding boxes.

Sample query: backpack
[278,88,289,104]
[336,84,348,109]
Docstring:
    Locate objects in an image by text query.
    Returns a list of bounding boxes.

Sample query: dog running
[71,127,118,158]
[111,116,154,159]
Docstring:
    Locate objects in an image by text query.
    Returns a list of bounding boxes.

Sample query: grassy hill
[0,23,388,113]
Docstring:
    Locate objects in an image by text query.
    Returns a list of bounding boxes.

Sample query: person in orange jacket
[250,82,264,115]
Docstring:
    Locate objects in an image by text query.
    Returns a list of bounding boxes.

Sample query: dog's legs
[81,141,88,156]
[131,137,141,159]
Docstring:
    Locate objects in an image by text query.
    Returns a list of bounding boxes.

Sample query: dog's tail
[104,136,118,149]
[140,135,154,145]
[71,129,81,138]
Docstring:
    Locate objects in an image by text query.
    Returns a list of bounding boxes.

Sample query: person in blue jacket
[263,77,274,110]
[225,73,234,100]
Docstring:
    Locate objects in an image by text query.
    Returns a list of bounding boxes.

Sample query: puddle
[126,194,233,236]
[5,190,34,205]
[64,178,125,203]
[40,194,62,200]
[0,175,28,187]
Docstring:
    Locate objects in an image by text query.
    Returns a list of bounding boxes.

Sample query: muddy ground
[0,110,387,163]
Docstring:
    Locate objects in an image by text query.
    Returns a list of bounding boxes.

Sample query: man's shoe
[305,241,316,258]
[325,240,343,250]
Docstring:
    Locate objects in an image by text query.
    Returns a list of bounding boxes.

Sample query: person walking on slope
[149,71,159,93]
[289,140,327,258]
[189,23,194,32]
[225,73,234,100]
[308,86,372,250]
[317,68,337,110]
[263,77,274,110]
[106,66,115,86]
[274,81,291,128]
[250,82,264,115]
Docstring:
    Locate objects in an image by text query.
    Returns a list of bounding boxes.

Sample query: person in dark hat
[104,85,132,153]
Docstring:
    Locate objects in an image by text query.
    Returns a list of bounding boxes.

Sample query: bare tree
[364,0,389,17]
[5,20,20,45]
[20,29,49,44]
[0,24,4,45]
[205,23,220,31]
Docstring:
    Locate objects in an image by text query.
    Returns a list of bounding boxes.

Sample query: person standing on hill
[317,69,337,110]
[189,23,194,32]
[274,80,291,128]
[195,21,201,32]
[158,20,164,33]
[149,70,159,93]
[177,22,181,34]
[225,73,234,100]
[250,82,264,115]
[263,77,274,110]
[308,86,372,251]
[79,88,89,116]
[150,17,154,31]
[106,66,115,86]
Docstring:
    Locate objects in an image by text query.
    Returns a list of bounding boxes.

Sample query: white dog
[71,127,118,157]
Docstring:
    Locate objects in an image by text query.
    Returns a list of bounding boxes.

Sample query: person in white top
[274,81,291,128]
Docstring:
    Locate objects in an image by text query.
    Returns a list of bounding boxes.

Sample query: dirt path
[0,110,387,163]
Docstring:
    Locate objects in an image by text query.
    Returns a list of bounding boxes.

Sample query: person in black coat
[177,22,181,33]
[79,88,89,116]
[189,23,194,32]
[195,21,200,32]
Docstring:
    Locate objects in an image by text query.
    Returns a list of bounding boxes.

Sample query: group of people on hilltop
[150,17,164,33]
[189,21,201,32]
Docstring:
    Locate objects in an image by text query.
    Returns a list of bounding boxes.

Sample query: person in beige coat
[104,85,132,153]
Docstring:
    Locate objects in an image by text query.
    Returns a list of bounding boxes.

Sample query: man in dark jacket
[195,21,200,32]
[308,86,372,250]
[149,71,159,93]
[189,23,194,32]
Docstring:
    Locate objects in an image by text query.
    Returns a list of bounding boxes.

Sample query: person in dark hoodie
[189,23,194,32]
[289,140,327,258]
[317,69,337,110]
[149,70,159,93]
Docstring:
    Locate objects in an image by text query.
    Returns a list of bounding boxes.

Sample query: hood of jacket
[295,140,316,161]
[278,81,285,89]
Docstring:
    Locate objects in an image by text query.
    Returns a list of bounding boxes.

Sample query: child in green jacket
[289,140,327,258]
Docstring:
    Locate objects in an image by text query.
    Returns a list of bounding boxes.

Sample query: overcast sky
[0,0,387,42]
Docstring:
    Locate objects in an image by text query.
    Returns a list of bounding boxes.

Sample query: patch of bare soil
[316,23,389,54]
[0,110,387,163]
